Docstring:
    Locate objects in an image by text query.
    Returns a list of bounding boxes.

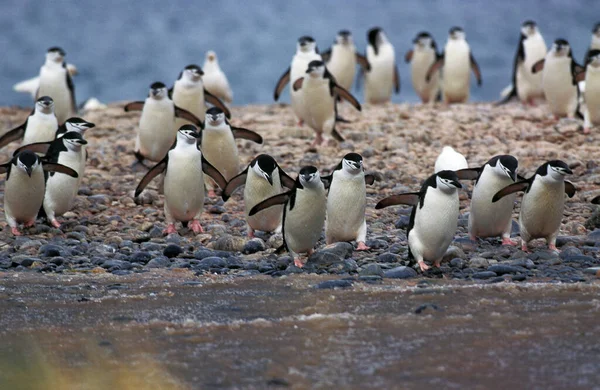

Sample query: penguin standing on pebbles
[405,31,441,104]
[434,146,468,173]
[376,171,462,271]
[363,27,400,104]
[320,30,370,91]
[222,154,295,237]
[202,51,233,104]
[134,125,227,235]
[456,155,519,245]
[322,153,376,250]
[492,160,576,252]
[124,82,202,163]
[584,23,600,65]
[249,166,327,267]
[1,150,77,235]
[0,96,58,148]
[36,47,76,124]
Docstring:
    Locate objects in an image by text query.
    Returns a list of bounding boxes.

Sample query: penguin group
[1,21,598,273]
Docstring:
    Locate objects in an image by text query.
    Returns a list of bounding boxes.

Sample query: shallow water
[1,271,599,389]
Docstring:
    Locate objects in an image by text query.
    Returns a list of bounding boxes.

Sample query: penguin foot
[548,244,560,252]
[163,224,178,235]
[583,127,591,134]
[293,257,306,268]
[501,237,518,246]
[311,134,324,147]
[24,220,35,228]
[189,220,204,234]
[50,219,61,228]
[418,261,430,272]
[247,229,255,238]
[11,227,21,236]
[356,242,370,251]
[521,243,530,253]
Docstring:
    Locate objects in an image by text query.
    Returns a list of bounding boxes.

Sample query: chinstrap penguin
[0,96,58,149]
[362,27,400,104]
[405,31,441,104]
[36,47,76,124]
[202,51,233,103]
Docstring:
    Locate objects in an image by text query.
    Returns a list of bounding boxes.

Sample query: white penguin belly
[325,176,366,242]
[584,70,600,125]
[38,68,72,124]
[327,47,356,91]
[365,46,395,104]
[291,52,321,121]
[518,37,546,101]
[409,190,459,261]
[203,70,232,103]
[44,152,82,217]
[302,79,335,134]
[201,129,239,181]
[411,50,439,103]
[164,152,205,221]
[519,181,565,240]
[23,114,58,145]
[284,188,327,254]
[469,173,516,238]
[542,59,577,117]
[245,174,283,232]
[443,43,471,103]
[5,169,45,224]
[172,84,205,131]
[138,100,175,162]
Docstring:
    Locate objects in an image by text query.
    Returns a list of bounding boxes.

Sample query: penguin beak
[451,179,462,189]
[85,122,96,129]
[264,173,273,186]
[77,139,88,145]
[190,131,201,138]
[25,166,32,177]
[563,167,573,175]
[302,173,313,182]
[511,170,517,181]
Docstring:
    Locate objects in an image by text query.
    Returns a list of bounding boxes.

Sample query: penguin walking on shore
[498,20,547,106]
[434,146,468,173]
[274,36,322,126]
[200,107,263,197]
[531,39,583,119]
[405,31,441,104]
[427,27,482,104]
[36,47,76,124]
[171,64,231,131]
[202,51,233,104]
[124,82,202,163]
[362,27,400,104]
[14,63,78,99]
[584,23,600,65]
[376,171,462,271]
[249,166,327,267]
[222,154,296,237]
[292,60,361,145]
[134,125,227,235]
[456,155,519,245]
[573,50,600,133]
[323,153,376,251]
[0,96,58,149]
[492,160,576,252]
[320,30,370,92]
[1,150,77,235]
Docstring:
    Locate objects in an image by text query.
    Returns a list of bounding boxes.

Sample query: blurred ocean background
[0,0,597,108]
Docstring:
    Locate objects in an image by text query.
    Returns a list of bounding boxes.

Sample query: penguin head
[206,51,217,63]
[588,50,600,68]
[36,96,54,114]
[413,32,433,48]
[551,39,571,57]
[306,61,326,78]
[367,27,387,55]
[336,30,352,45]
[546,160,572,181]
[183,64,203,81]
[449,27,465,40]
[61,131,88,151]
[177,125,201,143]
[593,22,600,36]
[495,155,519,181]
[521,20,538,37]
[297,36,317,53]
[299,166,321,188]
[63,117,95,135]
[436,170,462,192]
[205,107,226,126]
[252,154,278,186]
[149,82,168,99]
[15,150,39,178]
[46,47,66,63]
[342,153,363,174]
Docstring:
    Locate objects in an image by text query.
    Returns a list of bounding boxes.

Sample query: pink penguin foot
[356,242,370,251]
[521,243,531,253]
[207,189,217,198]
[11,227,21,236]
[163,224,178,235]
[583,127,591,134]
[50,219,61,228]
[247,229,255,238]
[294,258,305,268]
[502,237,518,246]
[549,244,560,252]
[189,220,204,234]
[23,220,35,228]
[418,261,430,272]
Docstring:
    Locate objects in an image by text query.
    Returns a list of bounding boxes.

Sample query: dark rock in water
[511,274,527,282]
[146,257,171,268]
[213,234,246,252]
[243,238,266,254]
[38,244,63,257]
[315,279,353,289]
[472,271,497,279]
[198,257,227,269]
[130,251,152,264]
[359,263,384,277]
[415,303,441,314]
[395,215,410,229]
[377,252,401,263]
[384,266,417,279]
[450,258,465,269]
[364,238,388,250]
[163,244,182,258]
[560,246,582,259]
[358,275,383,284]
[487,265,521,275]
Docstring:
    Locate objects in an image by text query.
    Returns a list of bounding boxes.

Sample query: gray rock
[472,271,497,279]
[284,265,304,274]
[102,260,131,270]
[509,258,535,269]
[487,264,521,275]
[469,257,489,268]
[395,216,410,229]
[450,258,465,269]
[243,238,266,254]
[364,239,388,250]
[163,244,182,258]
[359,263,384,277]
[39,244,64,257]
[443,246,466,261]
[377,252,401,263]
[141,242,162,251]
[318,242,354,259]
[315,279,354,289]
[213,235,246,252]
[267,233,284,249]
[452,238,476,252]
[560,247,582,259]
[130,251,152,264]
[383,266,418,279]
[146,257,171,268]
[198,257,227,269]
[511,274,527,282]
[148,226,164,238]
[561,255,596,264]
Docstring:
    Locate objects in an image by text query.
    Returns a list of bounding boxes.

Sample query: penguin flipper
[455,168,481,180]
[42,162,78,178]
[565,181,577,198]
[375,193,420,209]
[222,169,248,201]
[320,49,331,63]
[201,156,227,190]
[592,195,600,205]
[292,77,304,92]
[531,59,545,74]
[278,167,296,190]
[426,56,444,82]
[66,70,77,114]
[404,50,413,64]
[0,123,26,149]
[333,85,361,111]
[492,181,529,203]
[230,127,263,144]
[273,67,291,101]
[124,101,145,112]
[204,90,231,118]
[393,65,401,93]
[365,174,377,185]
[14,142,52,157]
[174,106,203,127]
[0,162,10,174]
[134,157,168,197]
[331,128,345,142]
[356,52,371,71]
[249,192,290,216]
[470,53,482,86]
[320,174,332,189]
